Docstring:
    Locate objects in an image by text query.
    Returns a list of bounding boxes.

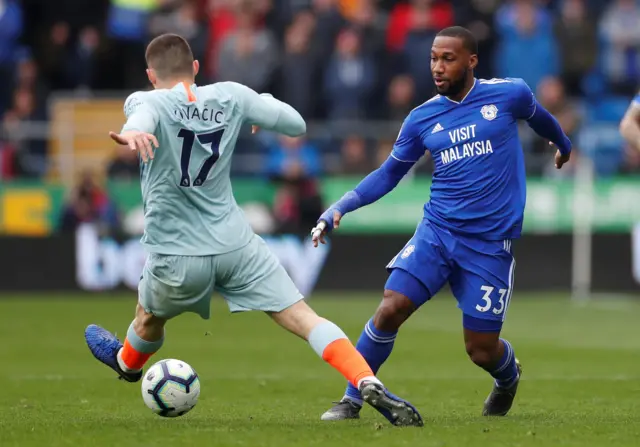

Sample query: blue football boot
[359,381,424,427]
[84,324,143,383]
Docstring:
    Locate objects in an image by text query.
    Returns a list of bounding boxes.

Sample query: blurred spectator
[0,0,24,114]
[529,77,581,174]
[103,0,158,89]
[36,22,73,91]
[0,51,48,178]
[394,0,453,99]
[59,170,120,233]
[261,0,294,42]
[377,0,397,12]
[455,0,500,80]
[554,0,597,96]
[495,0,559,92]
[251,0,273,23]
[35,0,109,37]
[324,27,377,120]
[271,180,323,234]
[149,0,208,83]
[350,0,389,118]
[205,0,273,77]
[387,74,415,121]
[598,0,640,95]
[350,0,386,63]
[205,0,240,78]
[311,0,346,63]
[337,0,359,19]
[25,0,107,90]
[107,147,140,181]
[0,139,15,179]
[69,27,102,90]
[278,12,318,119]
[375,139,394,167]
[386,0,454,52]
[537,77,581,143]
[34,21,100,92]
[2,87,47,177]
[339,134,371,174]
[2,0,640,181]
[14,55,49,113]
[216,6,279,92]
[266,135,323,233]
[266,135,321,179]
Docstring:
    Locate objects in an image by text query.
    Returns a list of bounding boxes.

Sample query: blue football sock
[343,318,397,405]
[487,339,519,388]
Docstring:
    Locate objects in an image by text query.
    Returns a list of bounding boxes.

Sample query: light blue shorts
[138,235,304,319]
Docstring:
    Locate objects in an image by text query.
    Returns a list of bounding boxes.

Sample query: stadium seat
[577,122,625,177]
[48,97,126,182]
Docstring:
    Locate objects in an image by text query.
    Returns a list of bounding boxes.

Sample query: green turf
[0,293,639,446]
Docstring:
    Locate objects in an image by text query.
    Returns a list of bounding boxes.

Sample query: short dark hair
[436,26,478,55]
[145,34,194,79]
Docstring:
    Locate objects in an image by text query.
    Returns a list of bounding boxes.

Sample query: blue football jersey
[633,92,640,106]
[392,78,536,240]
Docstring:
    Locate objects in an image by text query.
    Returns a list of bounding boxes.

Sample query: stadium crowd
[1,0,639,184]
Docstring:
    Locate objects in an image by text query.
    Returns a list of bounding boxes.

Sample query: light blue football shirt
[121,81,306,255]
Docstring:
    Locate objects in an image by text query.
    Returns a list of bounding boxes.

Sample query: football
[141,359,200,417]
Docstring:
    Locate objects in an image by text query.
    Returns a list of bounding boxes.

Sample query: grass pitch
[0,292,639,446]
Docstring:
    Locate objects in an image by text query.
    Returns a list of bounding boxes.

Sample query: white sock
[357,375,383,389]
[116,349,141,373]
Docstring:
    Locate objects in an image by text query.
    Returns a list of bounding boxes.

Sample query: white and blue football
[141,359,200,417]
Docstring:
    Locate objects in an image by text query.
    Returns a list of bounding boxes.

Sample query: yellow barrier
[1,189,51,236]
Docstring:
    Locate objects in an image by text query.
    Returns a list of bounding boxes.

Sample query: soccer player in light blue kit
[84,33,423,426]
[620,91,640,149]
[312,26,572,420]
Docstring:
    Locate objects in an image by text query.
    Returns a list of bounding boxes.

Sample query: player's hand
[251,126,260,134]
[109,130,159,162]
[551,142,571,169]
[311,210,342,248]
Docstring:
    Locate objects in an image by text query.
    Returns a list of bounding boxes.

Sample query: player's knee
[465,340,500,368]
[372,290,415,332]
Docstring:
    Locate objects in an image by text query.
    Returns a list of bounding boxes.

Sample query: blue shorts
[385,219,516,329]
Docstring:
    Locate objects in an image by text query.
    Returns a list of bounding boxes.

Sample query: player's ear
[469,54,478,71]
[146,68,157,88]
[193,60,200,77]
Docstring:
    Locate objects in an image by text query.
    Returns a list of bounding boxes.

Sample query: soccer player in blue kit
[311,26,572,421]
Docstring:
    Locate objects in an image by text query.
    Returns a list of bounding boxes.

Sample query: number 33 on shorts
[475,285,512,320]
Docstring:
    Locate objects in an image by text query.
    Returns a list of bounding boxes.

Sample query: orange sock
[322,338,375,387]
[119,339,155,371]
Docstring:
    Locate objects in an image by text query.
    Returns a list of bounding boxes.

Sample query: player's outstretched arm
[223,82,306,137]
[111,92,160,162]
[311,155,415,246]
[511,79,571,169]
[526,103,572,169]
[109,131,158,162]
[619,95,640,150]
[311,114,424,246]
[251,93,306,137]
